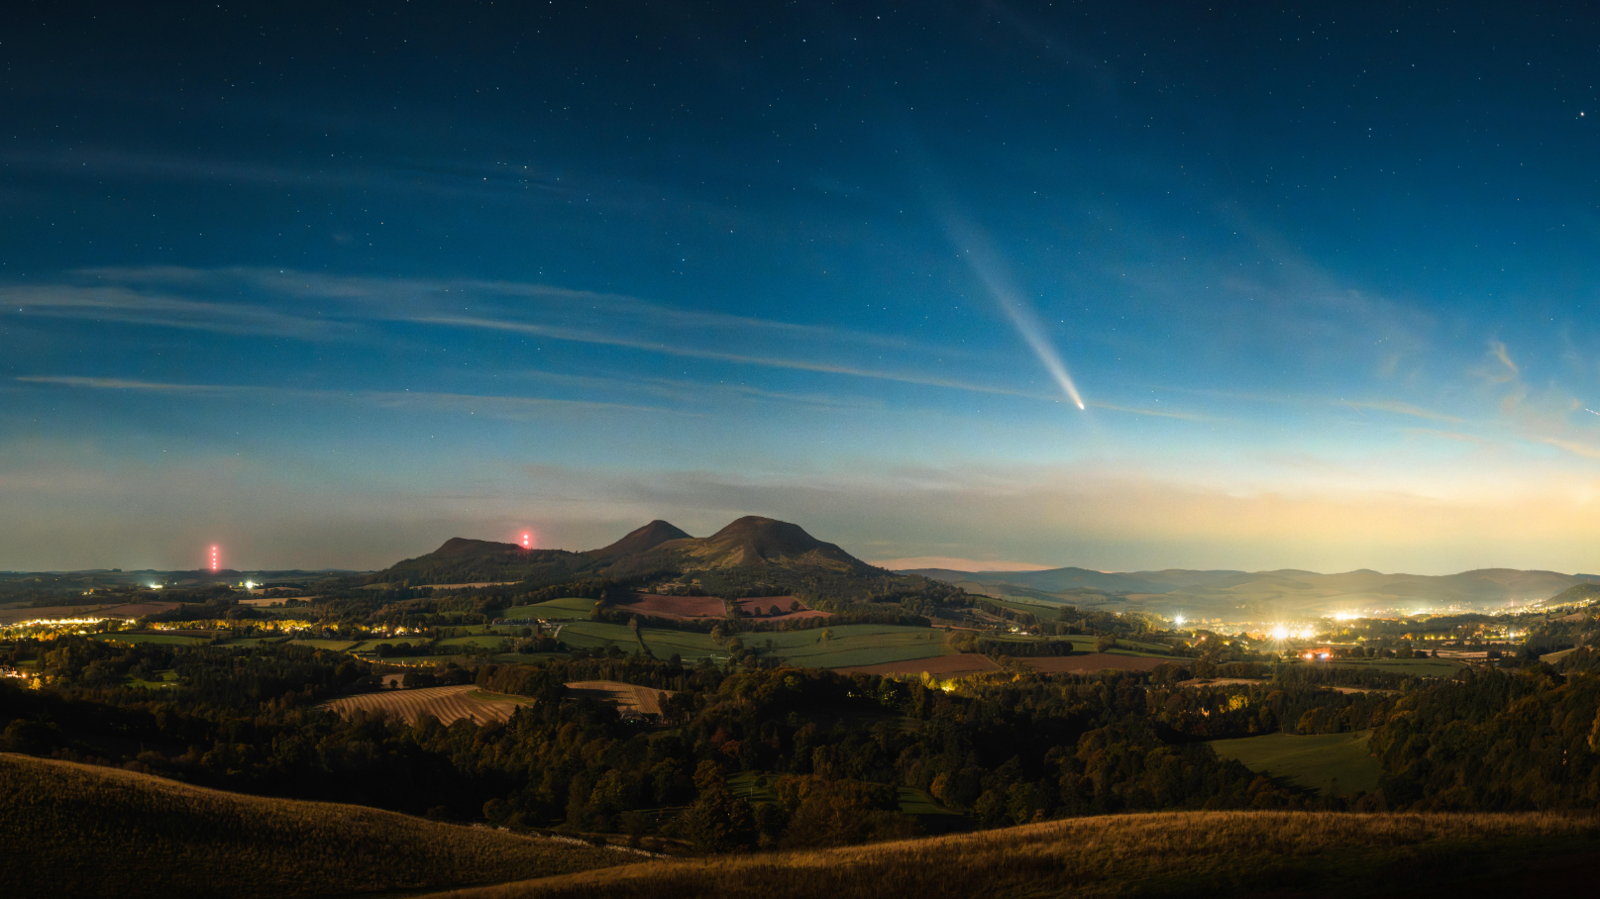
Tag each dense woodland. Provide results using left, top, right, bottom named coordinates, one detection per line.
left=6, top=627, right=1600, bottom=853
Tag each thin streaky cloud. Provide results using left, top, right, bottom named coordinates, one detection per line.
left=2, top=285, right=351, bottom=340
left=15, top=376, right=679, bottom=418
left=514, top=369, right=885, bottom=411
left=418, top=314, right=1056, bottom=401
left=82, top=266, right=937, bottom=354
left=1087, top=401, right=1211, bottom=422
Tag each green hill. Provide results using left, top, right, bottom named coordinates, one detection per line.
left=0, top=753, right=627, bottom=899
left=615, top=516, right=883, bottom=577
left=421, top=810, right=1600, bottom=899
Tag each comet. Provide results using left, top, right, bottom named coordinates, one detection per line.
left=944, top=214, right=1086, bottom=409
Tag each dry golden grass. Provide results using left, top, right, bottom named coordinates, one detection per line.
left=417, top=810, right=1600, bottom=899
left=317, top=683, right=530, bottom=725
left=0, top=753, right=628, bottom=899
left=564, top=680, right=673, bottom=716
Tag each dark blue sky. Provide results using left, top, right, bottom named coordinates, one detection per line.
left=5, top=1, right=1600, bottom=573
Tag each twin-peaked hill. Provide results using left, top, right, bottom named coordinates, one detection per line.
left=369, top=517, right=910, bottom=601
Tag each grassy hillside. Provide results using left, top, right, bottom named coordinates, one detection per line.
left=0, top=753, right=627, bottom=899
left=417, top=811, right=1600, bottom=899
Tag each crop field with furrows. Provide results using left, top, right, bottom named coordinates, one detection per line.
left=565, top=680, right=674, bottom=715
left=416, top=810, right=1600, bottom=899
left=0, top=753, right=629, bottom=899
left=502, top=597, right=601, bottom=620
left=318, top=685, right=533, bottom=725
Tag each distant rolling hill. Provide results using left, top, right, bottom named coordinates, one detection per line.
left=0, top=753, right=625, bottom=899
left=902, top=565, right=1600, bottom=619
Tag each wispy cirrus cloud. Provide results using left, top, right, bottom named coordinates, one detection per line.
left=8, top=266, right=1220, bottom=419
left=2, top=283, right=352, bottom=340
left=15, top=375, right=678, bottom=419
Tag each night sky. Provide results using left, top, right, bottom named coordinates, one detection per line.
left=5, top=1, right=1600, bottom=573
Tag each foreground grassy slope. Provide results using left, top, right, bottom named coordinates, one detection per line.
left=420, top=811, right=1600, bottom=899
left=0, top=753, right=626, bottom=899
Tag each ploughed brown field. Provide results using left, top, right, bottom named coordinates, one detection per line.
left=415, top=810, right=1600, bottom=899
left=565, top=680, right=674, bottom=716
left=619, top=594, right=728, bottom=619
left=837, top=653, right=1000, bottom=678
left=318, top=684, right=531, bottom=725
left=733, top=597, right=829, bottom=620
left=1022, top=653, right=1169, bottom=674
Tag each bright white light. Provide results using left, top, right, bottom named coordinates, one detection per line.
left=1270, top=625, right=1290, bottom=641
left=1174, top=614, right=1185, bottom=627
left=244, top=581, right=256, bottom=590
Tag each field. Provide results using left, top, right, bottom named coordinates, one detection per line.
left=318, top=684, right=534, bottom=725
left=0, top=753, right=627, bottom=899
left=733, top=597, right=829, bottom=621
left=759, top=624, right=950, bottom=668
left=1209, top=730, right=1380, bottom=795
left=92, top=632, right=209, bottom=645
left=1022, top=653, right=1170, bottom=674
left=837, top=653, right=1000, bottom=678
left=502, top=597, right=600, bottom=620
left=616, top=593, right=727, bottom=619
left=416, top=810, right=1600, bottom=899
left=565, top=680, right=674, bottom=715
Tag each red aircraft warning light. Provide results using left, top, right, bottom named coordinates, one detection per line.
left=521, top=532, right=532, bottom=550
left=210, top=545, right=220, bottom=572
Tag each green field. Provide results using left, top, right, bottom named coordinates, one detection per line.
left=637, top=626, right=721, bottom=660
left=557, top=621, right=948, bottom=668
left=762, top=625, right=950, bottom=668
left=1209, top=730, right=1379, bottom=795
left=501, top=597, right=598, bottom=620
left=556, top=620, right=644, bottom=652
left=92, top=633, right=208, bottom=646
left=125, top=668, right=178, bottom=688
left=435, top=634, right=510, bottom=651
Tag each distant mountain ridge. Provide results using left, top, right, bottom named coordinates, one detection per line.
left=902, top=564, right=1600, bottom=617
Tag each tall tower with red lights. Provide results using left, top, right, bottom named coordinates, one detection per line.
left=521, top=532, right=532, bottom=551
left=210, top=545, right=220, bottom=572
